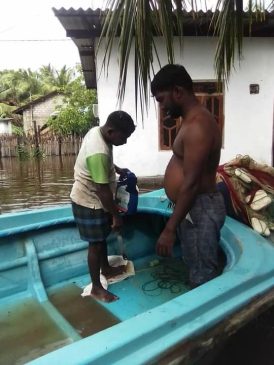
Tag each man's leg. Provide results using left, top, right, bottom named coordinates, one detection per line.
left=88, top=241, right=119, bottom=302
left=72, top=203, right=124, bottom=301
left=196, top=193, right=226, bottom=284
left=183, top=193, right=226, bottom=288
left=177, top=218, right=201, bottom=288
left=100, top=239, right=126, bottom=279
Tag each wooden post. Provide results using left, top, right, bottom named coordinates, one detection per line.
left=33, top=121, right=39, bottom=149
left=33, top=120, right=40, bottom=156
left=37, top=125, right=41, bottom=143
left=58, top=135, right=62, bottom=156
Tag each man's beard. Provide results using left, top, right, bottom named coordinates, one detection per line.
left=166, top=105, right=182, bottom=119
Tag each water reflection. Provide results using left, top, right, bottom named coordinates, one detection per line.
left=0, top=156, right=76, bottom=213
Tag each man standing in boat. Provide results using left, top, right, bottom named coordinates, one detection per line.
left=151, top=64, right=226, bottom=288
left=70, top=111, right=135, bottom=302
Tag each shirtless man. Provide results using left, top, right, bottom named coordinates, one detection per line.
left=151, top=64, right=226, bottom=288
left=70, top=111, right=135, bottom=302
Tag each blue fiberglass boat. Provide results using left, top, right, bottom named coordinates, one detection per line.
left=0, top=189, right=273, bottom=365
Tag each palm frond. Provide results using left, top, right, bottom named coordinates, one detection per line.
left=267, top=0, right=274, bottom=11
left=212, top=0, right=268, bottom=85
left=98, top=0, right=271, bottom=116
left=134, top=0, right=153, bottom=118
left=98, top=0, right=187, bottom=117
left=98, top=0, right=125, bottom=75
left=211, top=0, right=244, bottom=84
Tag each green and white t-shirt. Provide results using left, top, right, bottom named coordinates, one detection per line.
left=70, top=126, right=116, bottom=209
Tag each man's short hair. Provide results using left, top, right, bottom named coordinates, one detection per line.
left=106, top=111, right=135, bottom=135
left=151, top=64, right=193, bottom=95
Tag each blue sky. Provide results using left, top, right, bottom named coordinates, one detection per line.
left=0, top=0, right=103, bottom=70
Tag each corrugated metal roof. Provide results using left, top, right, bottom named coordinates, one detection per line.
left=53, top=7, right=274, bottom=89
left=53, top=7, right=274, bottom=37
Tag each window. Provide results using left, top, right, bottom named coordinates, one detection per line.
left=159, top=81, right=224, bottom=150
left=159, top=109, right=182, bottom=151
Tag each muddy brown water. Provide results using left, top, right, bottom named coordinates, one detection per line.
left=0, top=156, right=76, bottom=213
left=0, top=156, right=273, bottom=364
left=0, top=286, right=120, bottom=365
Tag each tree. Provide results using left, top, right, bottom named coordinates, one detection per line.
left=47, top=72, right=97, bottom=136
left=0, top=103, right=16, bottom=118
left=0, top=65, right=75, bottom=107
left=0, top=68, right=45, bottom=106
left=99, top=0, right=274, bottom=112
left=0, top=65, right=95, bottom=135
left=39, top=64, right=75, bottom=92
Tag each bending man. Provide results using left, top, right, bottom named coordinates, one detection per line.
left=71, top=111, right=135, bottom=302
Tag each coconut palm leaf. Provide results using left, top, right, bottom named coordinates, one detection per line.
left=98, top=0, right=190, bottom=114
left=212, top=0, right=269, bottom=84
left=211, top=0, right=244, bottom=83
left=99, top=0, right=274, bottom=114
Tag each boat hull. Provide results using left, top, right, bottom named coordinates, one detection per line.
left=0, top=189, right=273, bottom=365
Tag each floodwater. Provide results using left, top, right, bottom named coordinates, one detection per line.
left=0, top=155, right=273, bottom=364
left=0, top=156, right=76, bottom=214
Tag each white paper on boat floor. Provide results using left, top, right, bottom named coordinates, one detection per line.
left=81, top=255, right=135, bottom=297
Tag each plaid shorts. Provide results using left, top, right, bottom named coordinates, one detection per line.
left=71, top=202, right=112, bottom=243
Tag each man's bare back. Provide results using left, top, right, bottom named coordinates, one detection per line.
left=164, top=105, right=222, bottom=203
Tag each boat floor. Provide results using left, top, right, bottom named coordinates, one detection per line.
left=0, top=255, right=189, bottom=365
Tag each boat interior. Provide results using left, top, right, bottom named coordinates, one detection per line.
left=0, top=210, right=192, bottom=364
left=0, top=190, right=273, bottom=365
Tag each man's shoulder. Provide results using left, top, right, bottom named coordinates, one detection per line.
left=82, top=126, right=110, bottom=155
left=190, top=105, right=213, bottom=121
left=85, top=126, right=100, bottom=138
left=83, top=126, right=103, bottom=145
left=187, top=108, right=216, bottom=131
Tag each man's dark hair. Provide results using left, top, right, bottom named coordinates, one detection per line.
left=106, top=110, right=135, bottom=135
left=151, top=64, right=193, bottom=95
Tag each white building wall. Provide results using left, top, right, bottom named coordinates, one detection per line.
left=223, top=37, right=274, bottom=165
left=0, top=120, right=12, bottom=134
left=96, top=37, right=274, bottom=177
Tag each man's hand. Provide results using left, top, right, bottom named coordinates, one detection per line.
left=119, top=168, right=130, bottom=178
left=156, top=228, right=176, bottom=257
left=115, top=165, right=130, bottom=177
left=112, top=215, right=123, bottom=232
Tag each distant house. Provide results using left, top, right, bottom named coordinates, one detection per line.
left=13, top=91, right=64, bottom=135
left=54, top=8, right=274, bottom=175
left=0, top=118, right=13, bottom=135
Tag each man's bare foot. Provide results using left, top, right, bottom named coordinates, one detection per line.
left=102, top=265, right=126, bottom=279
left=90, top=286, right=119, bottom=303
